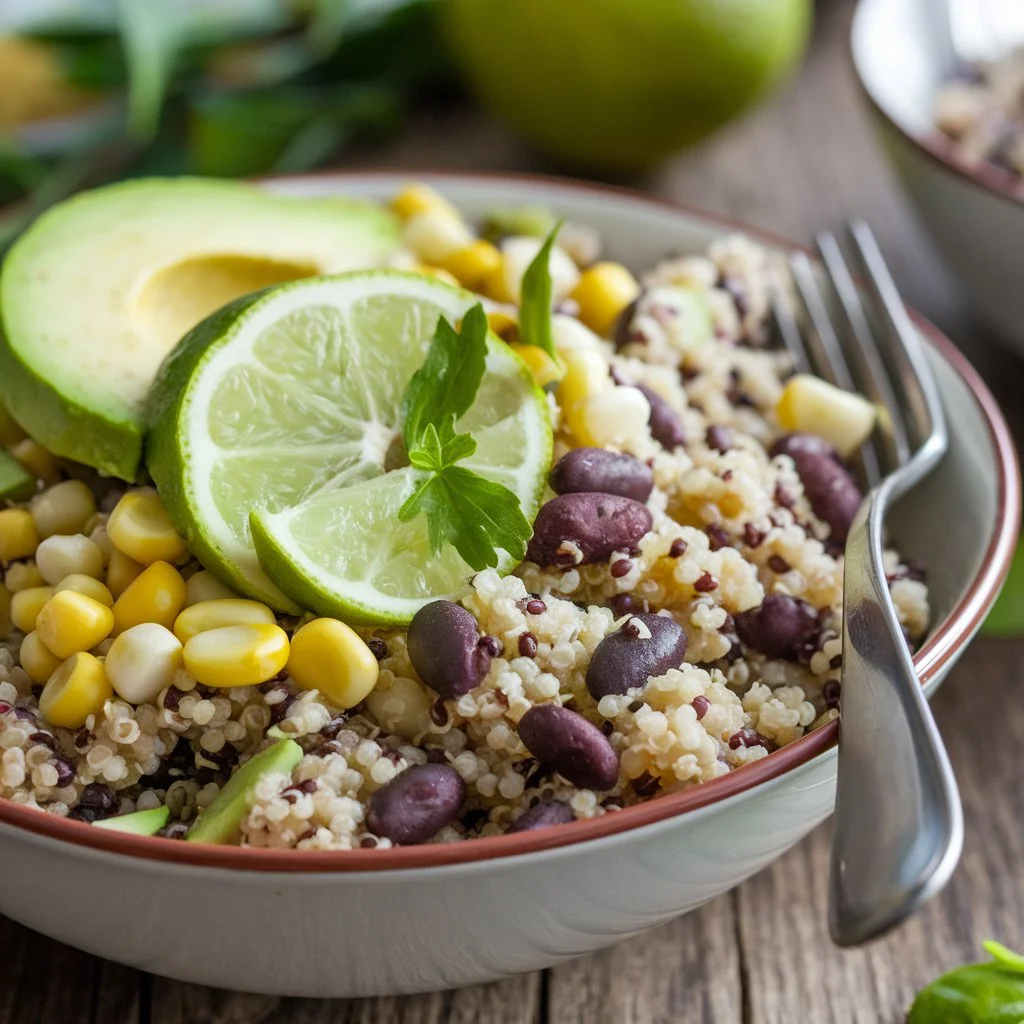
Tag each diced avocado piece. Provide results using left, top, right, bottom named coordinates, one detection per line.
left=0, top=177, right=400, bottom=481
left=0, top=449, right=33, bottom=500
left=187, top=738, right=303, bottom=845
left=92, top=805, right=170, bottom=836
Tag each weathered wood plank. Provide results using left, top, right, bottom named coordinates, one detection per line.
left=146, top=973, right=541, bottom=1024
left=546, top=897, right=743, bottom=1024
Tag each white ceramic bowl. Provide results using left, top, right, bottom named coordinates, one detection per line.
left=852, top=0, right=1024, bottom=349
left=0, top=173, right=1017, bottom=998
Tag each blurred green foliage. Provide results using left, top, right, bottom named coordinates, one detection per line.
left=0, top=0, right=458, bottom=250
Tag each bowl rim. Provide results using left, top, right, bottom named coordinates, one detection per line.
left=849, top=0, right=1024, bottom=211
left=0, top=169, right=1018, bottom=873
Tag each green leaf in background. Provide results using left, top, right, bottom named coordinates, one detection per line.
left=982, top=537, right=1024, bottom=636
left=116, top=0, right=188, bottom=140
left=307, top=0, right=351, bottom=56
left=909, top=942, right=1024, bottom=1023
left=518, top=221, right=564, bottom=360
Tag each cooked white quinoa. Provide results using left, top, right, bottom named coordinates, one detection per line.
left=0, top=199, right=929, bottom=850
left=935, top=47, right=1024, bottom=183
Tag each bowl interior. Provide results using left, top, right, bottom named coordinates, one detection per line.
left=269, top=172, right=1005, bottom=651
left=852, top=0, right=958, bottom=137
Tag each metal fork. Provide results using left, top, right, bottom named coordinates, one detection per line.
left=945, top=0, right=1024, bottom=64
left=772, top=223, right=963, bottom=947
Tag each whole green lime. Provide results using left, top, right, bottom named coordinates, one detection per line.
left=440, top=0, right=812, bottom=173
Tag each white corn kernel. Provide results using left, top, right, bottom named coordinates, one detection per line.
left=776, top=375, right=876, bottom=458
left=401, top=209, right=474, bottom=264
left=30, top=480, right=97, bottom=539
left=105, top=623, right=183, bottom=705
left=35, top=534, right=104, bottom=585
left=184, top=570, right=238, bottom=606
left=577, top=387, right=652, bottom=448
left=497, top=236, right=581, bottom=305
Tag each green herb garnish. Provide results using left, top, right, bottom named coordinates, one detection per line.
left=517, top=221, right=564, bottom=360
left=397, top=303, right=532, bottom=570
left=908, top=941, right=1024, bottom=1023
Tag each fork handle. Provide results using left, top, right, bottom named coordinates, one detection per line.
left=828, top=485, right=963, bottom=946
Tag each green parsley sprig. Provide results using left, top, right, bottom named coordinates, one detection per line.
left=517, top=221, right=564, bottom=360
left=397, top=303, right=532, bottom=571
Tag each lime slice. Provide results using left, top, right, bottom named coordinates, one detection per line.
left=146, top=271, right=552, bottom=621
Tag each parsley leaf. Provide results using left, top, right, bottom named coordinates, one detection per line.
left=518, top=221, right=564, bottom=359
left=407, top=420, right=477, bottom=473
left=401, top=302, right=488, bottom=451
left=398, top=466, right=531, bottom=571
left=396, top=303, right=533, bottom=572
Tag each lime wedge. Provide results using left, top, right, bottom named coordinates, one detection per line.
left=146, top=271, right=551, bottom=621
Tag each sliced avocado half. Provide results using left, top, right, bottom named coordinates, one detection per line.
left=0, top=177, right=400, bottom=480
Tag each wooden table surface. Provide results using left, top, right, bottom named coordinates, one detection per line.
left=4, top=3, right=1023, bottom=1022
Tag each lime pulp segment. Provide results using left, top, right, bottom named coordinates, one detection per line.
left=146, top=271, right=552, bottom=620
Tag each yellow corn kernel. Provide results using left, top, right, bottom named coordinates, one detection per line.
left=0, top=584, right=10, bottom=636
left=390, top=182, right=460, bottom=222
left=183, top=623, right=290, bottom=688
left=9, top=439, right=58, bottom=487
left=39, top=652, right=112, bottom=729
left=776, top=374, right=876, bottom=458
left=36, top=590, right=114, bottom=660
left=5, top=561, right=44, bottom=592
left=486, top=310, right=518, bottom=341
left=287, top=618, right=379, bottom=710
left=438, top=240, right=502, bottom=290
left=10, top=585, right=54, bottom=633
left=106, top=488, right=188, bottom=565
left=106, top=548, right=144, bottom=599
left=555, top=347, right=611, bottom=443
left=55, top=574, right=114, bottom=607
left=35, top=533, right=104, bottom=585
left=173, top=598, right=276, bottom=644
left=20, top=631, right=62, bottom=685
left=112, top=560, right=187, bottom=634
left=410, top=263, right=460, bottom=287
left=571, top=262, right=641, bottom=338
left=0, top=508, right=40, bottom=561
left=184, top=569, right=237, bottom=606
left=105, top=623, right=183, bottom=705
left=481, top=261, right=515, bottom=304
left=510, top=343, right=565, bottom=390
left=402, top=209, right=474, bottom=264
left=29, top=479, right=97, bottom=539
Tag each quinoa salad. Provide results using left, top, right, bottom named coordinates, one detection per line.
left=0, top=180, right=929, bottom=851
left=934, top=47, right=1024, bottom=187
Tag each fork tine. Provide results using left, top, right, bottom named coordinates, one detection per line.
left=769, top=285, right=811, bottom=375
left=815, top=232, right=912, bottom=473
left=847, top=221, right=948, bottom=457
left=788, top=251, right=882, bottom=486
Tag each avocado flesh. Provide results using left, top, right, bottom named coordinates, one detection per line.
left=187, top=738, right=303, bottom=845
left=92, top=805, right=170, bottom=836
left=0, top=177, right=400, bottom=480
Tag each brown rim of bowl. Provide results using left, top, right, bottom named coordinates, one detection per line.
left=0, top=170, right=1018, bottom=872
left=847, top=12, right=1024, bottom=211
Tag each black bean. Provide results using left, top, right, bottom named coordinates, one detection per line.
left=517, top=704, right=619, bottom=791
left=586, top=612, right=688, bottom=699
left=771, top=433, right=864, bottom=545
left=734, top=593, right=820, bottom=661
left=526, top=493, right=652, bottom=567
left=635, top=383, right=685, bottom=449
left=518, top=632, right=538, bottom=658
left=407, top=600, right=492, bottom=700
left=610, top=593, right=648, bottom=618
left=612, top=296, right=641, bottom=349
left=367, top=637, right=388, bottom=661
left=506, top=799, right=575, bottom=833
left=366, top=764, right=466, bottom=845
left=549, top=448, right=653, bottom=502
left=53, top=756, right=75, bottom=787
left=706, top=425, right=733, bottom=453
